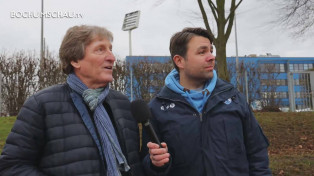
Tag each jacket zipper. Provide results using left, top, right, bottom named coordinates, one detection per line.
left=203, top=86, right=234, bottom=115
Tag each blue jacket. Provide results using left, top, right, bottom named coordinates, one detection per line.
left=142, top=78, right=271, bottom=176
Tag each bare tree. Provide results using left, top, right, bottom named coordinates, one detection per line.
left=38, top=49, right=66, bottom=90
left=111, top=59, right=128, bottom=93
left=0, top=51, right=38, bottom=116
left=259, top=64, right=282, bottom=111
left=150, top=59, right=173, bottom=94
left=145, top=0, right=243, bottom=81
left=198, top=0, right=243, bottom=81
left=131, top=57, right=173, bottom=102
left=272, top=0, right=314, bottom=37
left=228, top=59, right=261, bottom=106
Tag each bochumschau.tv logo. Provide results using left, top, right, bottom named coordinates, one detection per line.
left=10, top=11, right=83, bottom=18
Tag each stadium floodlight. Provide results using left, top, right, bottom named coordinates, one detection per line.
left=122, top=11, right=140, bottom=101
left=122, top=10, right=140, bottom=31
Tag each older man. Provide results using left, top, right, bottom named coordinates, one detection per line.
left=0, top=25, right=144, bottom=176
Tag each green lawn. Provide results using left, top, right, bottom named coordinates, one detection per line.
left=1, top=112, right=313, bottom=175
left=255, top=112, right=314, bottom=176
left=0, top=116, right=16, bottom=153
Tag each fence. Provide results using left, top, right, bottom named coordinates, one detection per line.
left=287, top=71, right=314, bottom=112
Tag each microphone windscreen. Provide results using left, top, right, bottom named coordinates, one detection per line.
left=130, top=99, right=152, bottom=123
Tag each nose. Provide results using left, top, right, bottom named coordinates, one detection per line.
left=206, top=53, right=215, bottom=62
left=107, top=51, right=116, bottom=62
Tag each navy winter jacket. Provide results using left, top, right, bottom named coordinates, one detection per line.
left=0, top=83, right=144, bottom=176
left=142, top=78, right=271, bottom=176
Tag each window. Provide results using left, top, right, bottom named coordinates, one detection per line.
left=295, top=79, right=300, bottom=85
left=299, top=64, right=304, bottom=71
left=275, top=64, right=280, bottom=72
left=279, top=92, right=288, bottom=98
left=259, top=64, right=266, bottom=72
left=260, top=79, right=267, bottom=86
left=304, top=64, right=309, bottom=70
left=280, top=64, right=285, bottom=72
left=294, top=64, right=299, bottom=71
left=296, top=92, right=300, bottom=98
left=289, top=64, right=293, bottom=71
left=277, top=79, right=287, bottom=86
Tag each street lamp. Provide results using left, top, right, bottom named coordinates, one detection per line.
left=0, top=73, right=2, bottom=116
left=234, top=11, right=239, bottom=89
left=234, top=12, right=248, bottom=103
left=40, top=0, right=44, bottom=66
left=122, top=10, right=140, bottom=101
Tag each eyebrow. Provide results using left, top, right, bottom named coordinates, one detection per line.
left=197, top=46, right=209, bottom=50
left=96, top=43, right=112, bottom=49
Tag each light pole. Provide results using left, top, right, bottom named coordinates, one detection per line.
left=122, top=10, right=140, bottom=101
left=0, top=73, right=2, bottom=116
left=234, top=12, right=248, bottom=103
left=40, top=0, right=44, bottom=65
left=234, top=11, right=239, bottom=89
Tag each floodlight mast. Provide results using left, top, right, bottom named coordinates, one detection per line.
left=122, top=10, right=140, bottom=101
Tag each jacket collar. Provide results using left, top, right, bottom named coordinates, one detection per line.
left=157, top=78, right=237, bottom=112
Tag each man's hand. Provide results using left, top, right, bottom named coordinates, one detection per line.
left=147, top=142, right=170, bottom=167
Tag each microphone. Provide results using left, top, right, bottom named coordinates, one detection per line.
left=130, top=99, right=162, bottom=147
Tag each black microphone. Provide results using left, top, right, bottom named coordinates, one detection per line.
left=130, top=99, right=162, bottom=147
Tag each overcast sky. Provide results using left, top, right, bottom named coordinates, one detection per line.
left=1, top=0, right=313, bottom=60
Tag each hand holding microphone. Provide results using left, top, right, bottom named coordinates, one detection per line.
left=130, top=99, right=170, bottom=167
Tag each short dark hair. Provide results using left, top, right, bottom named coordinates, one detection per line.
left=169, top=27, right=214, bottom=72
left=59, top=25, right=113, bottom=74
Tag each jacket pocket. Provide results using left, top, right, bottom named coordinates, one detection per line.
left=224, top=117, right=245, bottom=159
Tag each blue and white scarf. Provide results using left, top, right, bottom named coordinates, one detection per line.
left=67, top=73, right=130, bottom=176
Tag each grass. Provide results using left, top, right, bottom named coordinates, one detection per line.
left=1, top=112, right=313, bottom=175
left=0, top=116, right=16, bottom=153
left=255, top=112, right=314, bottom=176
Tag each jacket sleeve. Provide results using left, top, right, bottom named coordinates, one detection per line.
left=140, top=101, right=171, bottom=176
left=242, top=99, right=272, bottom=176
left=0, top=95, right=47, bottom=176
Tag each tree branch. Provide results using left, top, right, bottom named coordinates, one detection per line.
left=225, top=0, right=243, bottom=41
left=207, top=0, right=218, bottom=22
left=197, top=0, right=215, bottom=40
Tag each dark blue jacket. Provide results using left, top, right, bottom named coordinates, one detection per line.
left=0, top=83, right=144, bottom=176
left=142, top=78, right=271, bottom=176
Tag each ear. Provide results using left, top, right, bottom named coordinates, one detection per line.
left=173, top=55, right=185, bottom=70
left=70, top=61, right=81, bottom=69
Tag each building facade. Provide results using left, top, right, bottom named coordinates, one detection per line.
left=126, top=56, right=314, bottom=112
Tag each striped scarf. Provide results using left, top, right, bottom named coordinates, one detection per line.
left=67, top=73, right=130, bottom=176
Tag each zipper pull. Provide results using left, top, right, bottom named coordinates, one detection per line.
left=199, top=113, right=203, bottom=122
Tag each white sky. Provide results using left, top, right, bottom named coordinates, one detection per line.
left=1, top=0, right=313, bottom=60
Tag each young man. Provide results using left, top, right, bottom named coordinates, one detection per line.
left=0, top=25, right=144, bottom=176
left=142, top=27, right=271, bottom=176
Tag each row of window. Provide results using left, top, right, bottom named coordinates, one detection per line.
left=260, top=79, right=287, bottom=86
left=260, top=91, right=312, bottom=99
left=260, top=79, right=310, bottom=86
left=259, top=63, right=314, bottom=73
left=260, top=92, right=288, bottom=99
left=293, top=79, right=311, bottom=86
left=259, top=64, right=285, bottom=73
left=289, top=64, right=313, bottom=72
